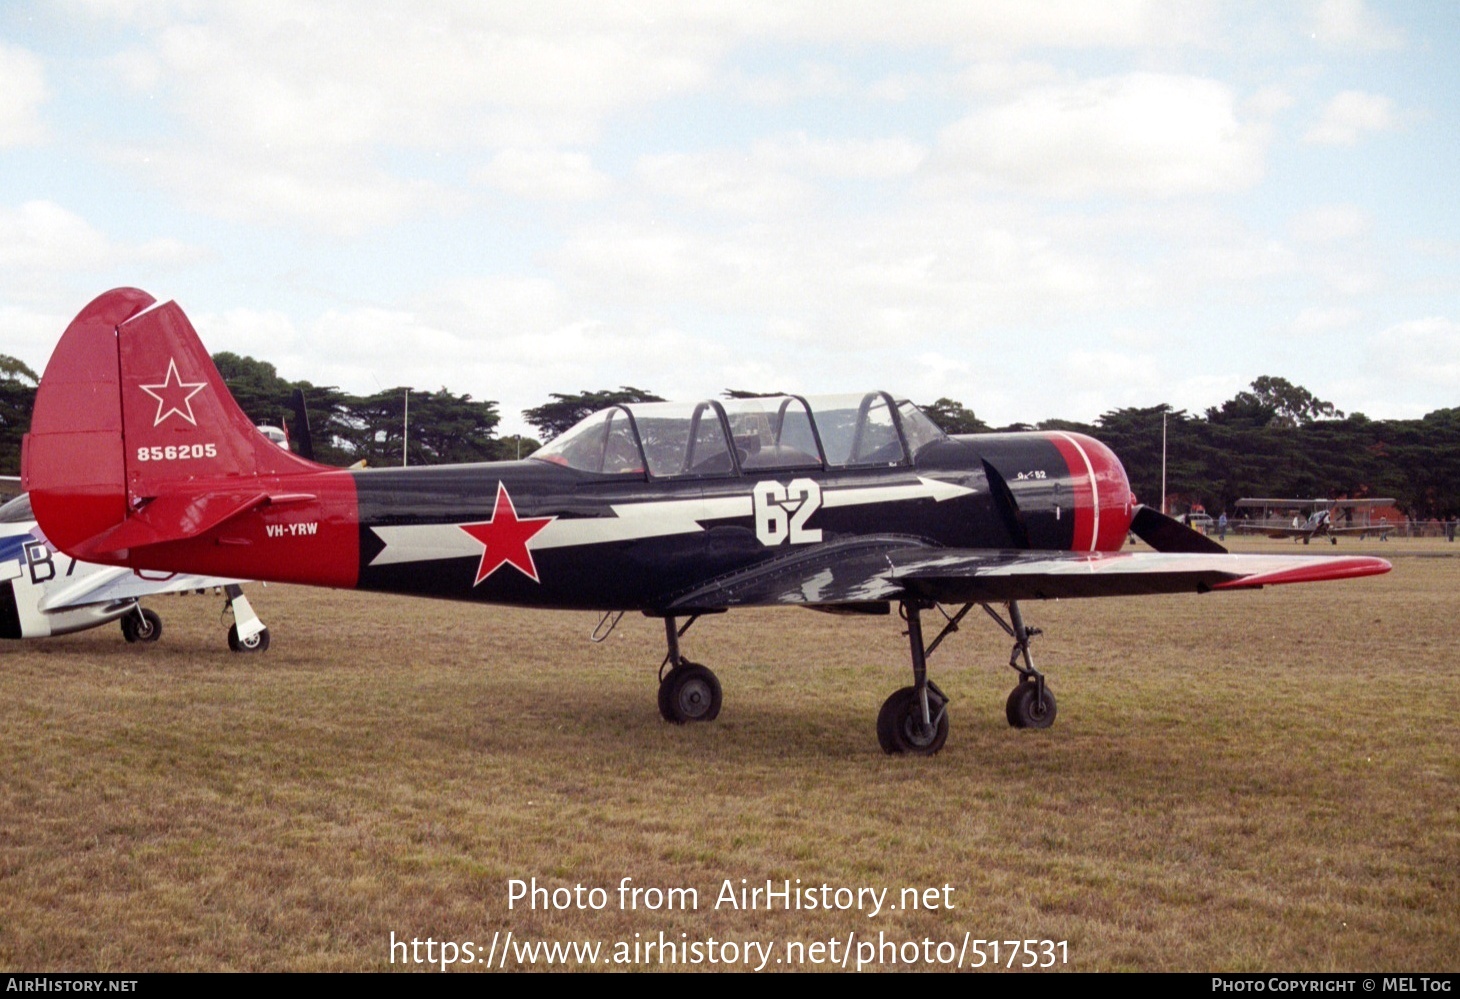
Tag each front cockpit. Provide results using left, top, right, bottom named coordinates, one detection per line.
left=530, top=392, right=950, bottom=479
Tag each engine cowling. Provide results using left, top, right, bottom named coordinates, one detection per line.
left=958, top=431, right=1135, bottom=553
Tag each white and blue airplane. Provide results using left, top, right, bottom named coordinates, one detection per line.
left=0, top=489, right=269, bottom=650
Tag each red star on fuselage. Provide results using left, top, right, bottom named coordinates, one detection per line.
left=459, top=483, right=555, bottom=585
left=139, top=358, right=207, bottom=426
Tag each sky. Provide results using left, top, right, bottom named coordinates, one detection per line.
left=1, top=1, right=1457, bottom=437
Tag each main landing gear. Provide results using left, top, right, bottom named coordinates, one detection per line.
left=877, top=599, right=1056, bottom=756
left=120, top=605, right=163, bottom=643
left=117, top=587, right=270, bottom=652
left=655, top=614, right=722, bottom=723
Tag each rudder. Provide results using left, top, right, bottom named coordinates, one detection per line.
left=25, top=289, right=322, bottom=559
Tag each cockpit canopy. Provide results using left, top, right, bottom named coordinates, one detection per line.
left=530, top=392, right=948, bottom=478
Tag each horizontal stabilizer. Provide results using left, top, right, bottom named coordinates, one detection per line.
left=75, top=490, right=270, bottom=558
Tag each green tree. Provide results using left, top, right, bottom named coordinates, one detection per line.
left=921, top=398, right=991, bottom=435
left=213, top=352, right=357, bottom=466
left=523, top=387, right=664, bottom=440
left=1207, top=376, right=1343, bottom=429
left=344, top=387, right=502, bottom=467
left=0, top=355, right=39, bottom=476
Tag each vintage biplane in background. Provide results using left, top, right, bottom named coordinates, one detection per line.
left=1232, top=497, right=1396, bottom=544
left=21, top=290, right=1390, bottom=754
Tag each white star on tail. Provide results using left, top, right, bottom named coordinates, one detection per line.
left=139, top=358, right=207, bottom=426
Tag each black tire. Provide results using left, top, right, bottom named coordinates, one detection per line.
left=121, top=608, right=163, bottom=643
left=876, top=686, right=948, bottom=756
left=228, top=624, right=270, bottom=653
left=657, top=662, right=721, bottom=723
left=1005, top=681, right=1057, bottom=729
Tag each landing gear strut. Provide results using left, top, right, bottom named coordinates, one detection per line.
left=876, top=598, right=1058, bottom=754
left=983, top=601, right=1056, bottom=729
left=120, top=605, right=162, bottom=643
left=224, top=584, right=270, bottom=653
left=656, top=615, right=721, bottom=723
left=877, top=600, right=955, bottom=755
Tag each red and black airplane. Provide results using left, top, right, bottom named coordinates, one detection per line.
left=22, top=289, right=1391, bottom=755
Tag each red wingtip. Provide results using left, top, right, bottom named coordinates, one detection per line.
left=1212, top=556, right=1392, bottom=589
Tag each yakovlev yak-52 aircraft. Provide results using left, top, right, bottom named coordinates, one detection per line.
left=22, top=290, right=1391, bottom=754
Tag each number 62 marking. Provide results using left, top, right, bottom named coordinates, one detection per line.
left=753, top=478, right=823, bottom=546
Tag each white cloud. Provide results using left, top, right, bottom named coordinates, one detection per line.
left=726, top=62, right=850, bottom=104
left=478, top=149, right=611, bottom=202
left=636, top=153, right=814, bottom=217
left=1372, top=317, right=1460, bottom=389
left=0, top=43, right=48, bottom=146
left=1291, top=205, right=1371, bottom=243
left=1303, top=90, right=1396, bottom=145
left=1246, top=86, right=1295, bottom=118
left=751, top=134, right=927, bottom=180
left=934, top=73, right=1266, bottom=198
left=1309, top=0, right=1405, bottom=50
left=0, top=305, right=69, bottom=376
left=109, top=145, right=448, bottom=236
left=636, top=135, right=925, bottom=216
left=0, top=201, right=196, bottom=302
left=1291, top=306, right=1361, bottom=333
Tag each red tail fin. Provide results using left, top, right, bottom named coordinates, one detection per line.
left=115, top=297, right=318, bottom=493
left=24, top=289, right=337, bottom=565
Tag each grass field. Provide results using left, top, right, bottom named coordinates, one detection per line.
left=1, top=540, right=1456, bottom=972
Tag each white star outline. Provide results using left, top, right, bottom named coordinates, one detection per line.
left=139, top=358, right=208, bottom=427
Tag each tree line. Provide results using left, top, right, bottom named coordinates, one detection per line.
left=1, top=355, right=1454, bottom=519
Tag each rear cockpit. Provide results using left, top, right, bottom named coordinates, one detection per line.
left=530, top=393, right=950, bottom=478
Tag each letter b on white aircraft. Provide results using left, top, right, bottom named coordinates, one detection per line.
left=753, top=479, right=823, bottom=546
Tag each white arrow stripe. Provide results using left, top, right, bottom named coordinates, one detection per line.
left=367, top=476, right=976, bottom=568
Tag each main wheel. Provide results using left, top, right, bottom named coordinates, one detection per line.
left=657, top=662, right=722, bottom=723
left=228, top=624, right=270, bottom=653
left=1005, top=681, right=1057, bottom=729
left=121, top=608, right=163, bottom=643
left=876, top=686, right=949, bottom=756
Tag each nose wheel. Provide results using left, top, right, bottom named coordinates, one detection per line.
left=1005, top=679, right=1056, bottom=729
left=986, top=601, right=1057, bottom=730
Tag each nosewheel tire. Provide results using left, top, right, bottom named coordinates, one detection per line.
left=1006, top=681, right=1057, bottom=729
left=877, top=686, right=949, bottom=756
left=658, top=662, right=722, bottom=723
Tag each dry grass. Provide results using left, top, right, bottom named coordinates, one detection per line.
left=1, top=540, right=1456, bottom=971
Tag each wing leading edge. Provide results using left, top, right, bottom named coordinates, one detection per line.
left=664, top=544, right=1391, bottom=611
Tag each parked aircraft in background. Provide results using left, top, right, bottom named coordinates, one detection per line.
left=21, top=290, right=1390, bottom=754
left=1, top=491, right=270, bottom=649
left=1232, top=497, right=1396, bottom=544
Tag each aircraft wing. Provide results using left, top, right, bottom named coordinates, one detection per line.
left=1232, top=523, right=1309, bottom=539
left=36, top=565, right=249, bottom=612
left=664, top=543, right=1390, bottom=611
